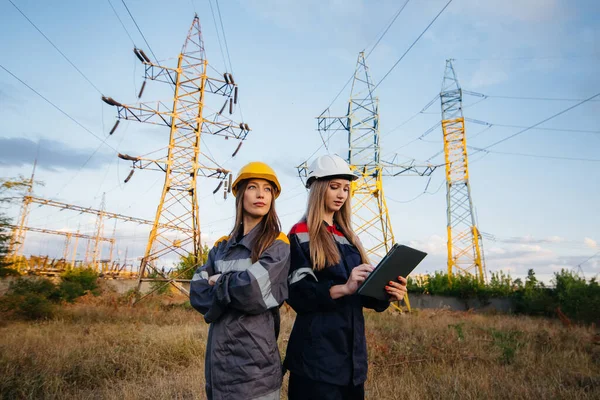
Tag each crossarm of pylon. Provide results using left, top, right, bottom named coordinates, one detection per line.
left=317, top=116, right=350, bottom=131
left=123, top=156, right=230, bottom=181
left=203, top=119, right=249, bottom=140
left=204, top=77, right=235, bottom=97
left=142, top=63, right=235, bottom=98
left=380, top=160, right=438, bottom=177
left=143, top=63, right=178, bottom=85
left=116, top=101, right=173, bottom=126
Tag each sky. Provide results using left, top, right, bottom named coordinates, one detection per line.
left=0, top=0, right=598, bottom=283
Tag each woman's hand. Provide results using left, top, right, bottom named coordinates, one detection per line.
left=343, top=264, right=374, bottom=295
left=386, top=276, right=407, bottom=302
left=208, top=274, right=222, bottom=286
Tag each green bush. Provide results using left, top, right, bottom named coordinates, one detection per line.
left=172, top=246, right=209, bottom=280
left=7, top=277, right=62, bottom=301
left=0, top=266, right=20, bottom=277
left=59, top=280, right=87, bottom=302
left=0, top=271, right=100, bottom=319
left=408, top=271, right=487, bottom=300
left=61, top=268, right=99, bottom=292
left=11, top=293, right=55, bottom=320
left=487, top=270, right=515, bottom=297
left=0, top=277, right=61, bottom=319
left=553, top=270, right=599, bottom=325
left=149, top=270, right=172, bottom=295
left=513, top=269, right=556, bottom=317
left=57, top=268, right=100, bottom=302
left=407, top=268, right=598, bottom=325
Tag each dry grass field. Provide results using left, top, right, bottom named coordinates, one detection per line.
left=1, top=289, right=599, bottom=400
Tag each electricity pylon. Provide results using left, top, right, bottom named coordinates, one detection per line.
left=91, top=193, right=106, bottom=270
left=440, top=59, right=485, bottom=280
left=299, top=52, right=436, bottom=261
left=8, top=160, right=36, bottom=269
left=103, top=15, right=249, bottom=299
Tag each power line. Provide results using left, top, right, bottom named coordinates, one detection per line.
left=120, top=0, right=159, bottom=63
left=577, top=251, right=600, bottom=268
left=365, top=0, right=411, bottom=59
left=485, top=94, right=599, bottom=102
left=213, top=0, right=245, bottom=122
left=0, top=63, right=118, bottom=205
left=382, top=120, right=441, bottom=160
left=207, top=0, right=228, bottom=72
left=479, top=92, right=600, bottom=150
left=467, top=145, right=600, bottom=162
left=106, top=0, right=136, bottom=46
left=463, top=89, right=600, bottom=102
left=465, top=118, right=600, bottom=135
left=8, top=0, right=103, bottom=95
left=386, top=174, right=445, bottom=204
left=215, top=0, right=233, bottom=73
left=322, top=0, right=412, bottom=113
left=373, top=0, right=454, bottom=91
left=0, top=63, right=117, bottom=153
left=458, top=54, right=600, bottom=61
left=380, top=93, right=439, bottom=139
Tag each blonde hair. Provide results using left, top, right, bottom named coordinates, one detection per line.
left=306, top=179, right=369, bottom=270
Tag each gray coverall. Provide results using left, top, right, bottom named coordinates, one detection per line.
left=190, top=226, right=290, bottom=400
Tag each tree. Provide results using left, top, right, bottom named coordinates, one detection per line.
left=0, top=215, right=19, bottom=277
left=0, top=176, right=39, bottom=277
left=172, top=244, right=210, bottom=280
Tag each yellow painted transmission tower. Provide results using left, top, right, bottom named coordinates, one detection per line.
left=103, top=15, right=249, bottom=298
left=440, top=59, right=485, bottom=280
left=300, top=52, right=436, bottom=261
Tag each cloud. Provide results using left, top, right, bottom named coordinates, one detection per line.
left=408, top=235, right=446, bottom=256
left=0, top=137, right=113, bottom=171
left=495, top=235, right=567, bottom=245
left=458, top=0, right=563, bottom=23
left=584, top=237, right=598, bottom=249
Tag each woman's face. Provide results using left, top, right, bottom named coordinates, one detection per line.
left=243, top=179, right=273, bottom=219
left=324, top=178, right=350, bottom=214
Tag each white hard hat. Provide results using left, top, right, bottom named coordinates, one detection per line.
left=306, top=154, right=358, bottom=188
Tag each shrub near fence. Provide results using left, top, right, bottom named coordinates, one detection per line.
left=0, top=268, right=100, bottom=320
left=407, top=269, right=600, bottom=325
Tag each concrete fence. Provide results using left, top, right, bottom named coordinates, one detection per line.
left=407, top=293, right=514, bottom=313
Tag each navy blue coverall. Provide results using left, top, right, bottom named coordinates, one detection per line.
left=283, top=220, right=389, bottom=399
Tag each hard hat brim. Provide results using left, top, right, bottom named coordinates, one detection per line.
left=232, top=174, right=281, bottom=198
left=306, top=173, right=358, bottom=188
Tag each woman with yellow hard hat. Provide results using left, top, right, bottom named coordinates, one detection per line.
left=190, top=161, right=290, bottom=400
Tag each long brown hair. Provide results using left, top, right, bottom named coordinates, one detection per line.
left=306, top=179, right=369, bottom=270
left=229, top=179, right=281, bottom=263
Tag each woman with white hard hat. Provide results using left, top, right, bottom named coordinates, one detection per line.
left=284, top=154, right=407, bottom=400
left=190, top=161, right=290, bottom=400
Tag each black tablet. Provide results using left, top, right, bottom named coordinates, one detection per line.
left=357, top=244, right=427, bottom=301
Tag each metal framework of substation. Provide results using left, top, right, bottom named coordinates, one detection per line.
left=103, top=15, right=249, bottom=301
left=7, top=165, right=190, bottom=276
left=440, top=59, right=485, bottom=280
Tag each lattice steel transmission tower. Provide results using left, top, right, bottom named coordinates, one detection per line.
left=103, top=15, right=249, bottom=298
left=299, top=52, right=436, bottom=261
left=440, top=59, right=485, bottom=280
left=91, top=193, right=106, bottom=270
left=8, top=160, right=36, bottom=269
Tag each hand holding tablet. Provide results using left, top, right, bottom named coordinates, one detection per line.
left=357, top=244, right=428, bottom=301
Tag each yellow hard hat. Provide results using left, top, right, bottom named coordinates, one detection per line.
left=232, top=162, right=281, bottom=198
